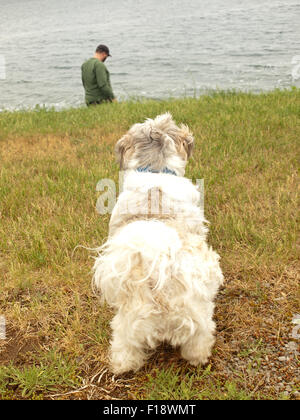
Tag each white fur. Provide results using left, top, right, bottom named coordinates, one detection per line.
left=92, top=113, right=224, bottom=374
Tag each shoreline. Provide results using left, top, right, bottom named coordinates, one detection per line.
left=0, top=86, right=299, bottom=114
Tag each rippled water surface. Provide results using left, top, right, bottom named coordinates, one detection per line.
left=0, top=0, right=299, bottom=109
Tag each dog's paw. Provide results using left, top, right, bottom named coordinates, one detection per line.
left=111, top=362, right=133, bottom=376
left=187, top=355, right=210, bottom=366
left=181, top=335, right=214, bottom=367
left=110, top=347, right=146, bottom=375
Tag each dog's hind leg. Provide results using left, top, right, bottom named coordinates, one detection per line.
left=180, top=319, right=216, bottom=366
left=109, top=311, right=155, bottom=375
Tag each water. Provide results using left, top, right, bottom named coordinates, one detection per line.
left=0, top=0, right=299, bottom=110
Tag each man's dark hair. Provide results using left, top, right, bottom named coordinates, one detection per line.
left=95, top=44, right=111, bottom=56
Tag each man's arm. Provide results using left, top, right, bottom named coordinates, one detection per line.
left=95, top=62, right=115, bottom=100
left=81, top=65, right=85, bottom=88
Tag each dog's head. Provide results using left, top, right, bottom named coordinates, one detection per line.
left=115, top=113, right=194, bottom=176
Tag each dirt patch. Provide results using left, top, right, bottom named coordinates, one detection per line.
left=0, top=327, right=42, bottom=365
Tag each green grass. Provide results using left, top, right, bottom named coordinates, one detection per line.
left=139, top=365, right=278, bottom=400
left=0, top=352, right=81, bottom=399
left=0, top=88, right=299, bottom=399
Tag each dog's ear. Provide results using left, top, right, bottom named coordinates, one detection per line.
left=184, top=136, right=194, bottom=159
left=180, top=124, right=194, bottom=159
left=115, top=134, right=131, bottom=169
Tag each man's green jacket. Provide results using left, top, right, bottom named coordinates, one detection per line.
left=81, top=58, right=115, bottom=104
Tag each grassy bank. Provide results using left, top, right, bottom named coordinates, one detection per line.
left=0, top=89, right=299, bottom=400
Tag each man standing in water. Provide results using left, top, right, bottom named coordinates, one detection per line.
left=81, top=44, right=116, bottom=106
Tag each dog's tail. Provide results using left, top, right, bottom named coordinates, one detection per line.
left=92, top=220, right=182, bottom=307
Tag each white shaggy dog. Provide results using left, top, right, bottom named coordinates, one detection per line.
left=93, top=113, right=223, bottom=374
